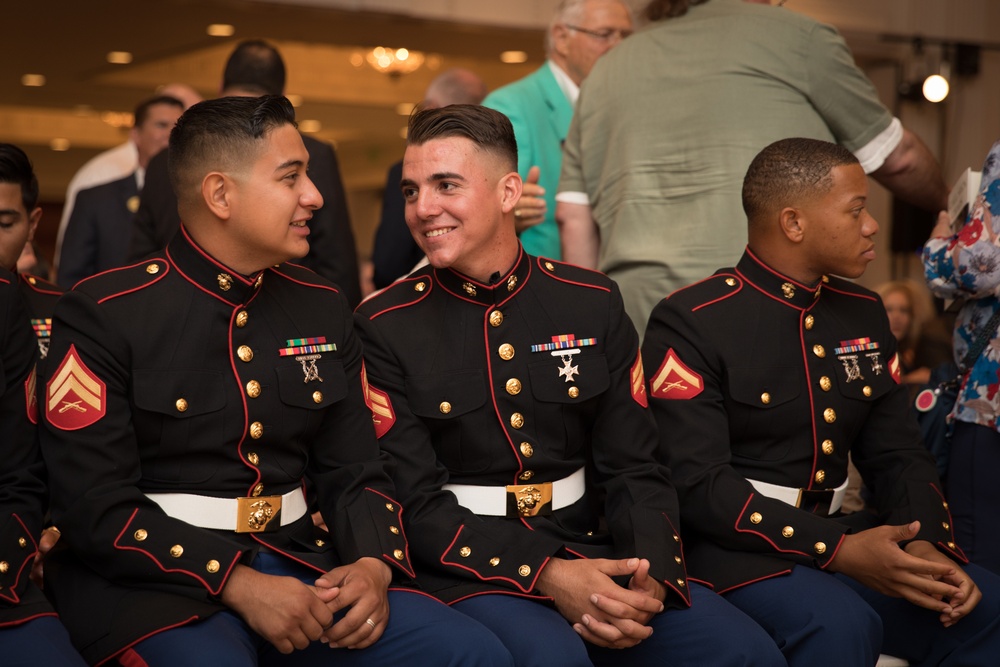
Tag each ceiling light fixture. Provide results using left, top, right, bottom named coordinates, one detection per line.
left=21, top=74, right=46, bottom=87
left=298, top=119, right=322, bottom=133
left=207, top=24, right=235, bottom=37
left=107, top=51, right=133, bottom=65
left=500, top=51, right=529, bottom=64
left=50, top=138, right=71, bottom=151
left=366, top=47, right=425, bottom=77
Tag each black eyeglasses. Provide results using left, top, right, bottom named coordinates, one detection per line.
left=565, top=24, right=633, bottom=42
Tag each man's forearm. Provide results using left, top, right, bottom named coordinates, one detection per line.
left=557, top=202, right=600, bottom=268
left=871, top=128, right=948, bottom=212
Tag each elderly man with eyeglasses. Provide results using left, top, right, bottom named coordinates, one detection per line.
left=482, top=0, right=633, bottom=262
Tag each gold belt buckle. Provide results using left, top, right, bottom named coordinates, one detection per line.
left=505, top=482, right=553, bottom=518
left=236, top=495, right=282, bottom=533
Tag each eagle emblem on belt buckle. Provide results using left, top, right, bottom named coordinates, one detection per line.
left=506, top=483, right=553, bottom=517
left=237, top=496, right=282, bottom=533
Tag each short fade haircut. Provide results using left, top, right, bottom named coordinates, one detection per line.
left=407, top=104, right=517, bottom=173
left=134, top=94, right=184, bottom=128
left=0, top=143, right=39, bottom=212
left=222, top=39, right=286, bottom=96
left=742, top=138, right=859, bottom=226
left=168, top=95, right=297, bottom=207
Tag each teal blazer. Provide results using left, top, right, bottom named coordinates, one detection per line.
left=484, top=63, right=573, bottom=259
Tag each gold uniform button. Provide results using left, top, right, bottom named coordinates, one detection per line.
left=175, top=398, right=188, bottom=412
left=489, top=557, right=500, bottom=567
left=439, top=401, right=452, bottom=414
left=498, top=343, right=515, bottom=360
left=750, top=512, right=762, bottom=524
left=459, top=546, right=472, bottom=558
left=814, top=542, right=827, bottom=555
left=782, top=526, right=794, bottom=538
left=545, top=262, right=555, bottom=271
left=943, top=522, right=950, bottom=530
left=237, top=345, right=254, bottom=362
left=134, top=529, right=148, bottom=541
left=252, top=483, right=264, bottom=497
left=822, top=439, right=834, bottom=455
left=247, top=452, right=259, bottom=466
left=250, top=422, right=263, bottom=439
left=312, top=391, right=323, bottom=404
left=510, top=413, right=524, bottom=429
left=862, top=386, right=872, bottom=397
left=315, top=539, right=325, bottom=547
left=506, top=378, right=522, bottom=395
left=236, top=310, right=249, bottom=328
left=390, top=526, right=400, bottom=535
left=146, top=263, right=160, bottom=275
left=0, top=562, right=8, bottom=573
left=725, top=278, right=736, bottom=287
left=18, top=537, right=27, bottom=548
left=815, top=470, right=826, bottom=484
left=823, top=408, right=836, bottom=423
left=804, top=315, right=815, bottom=330
left=518, top=565, right=531, bottom=577
left=677, top=578, right=686, bottom=588
left=675, top=555, right=682, bottom=564
left=813, top=345, right=826, bottom=358
left=519, top=470, right=534, bottom=481
left=520, top=442, right=534, bottom=457
left=206, top=560, right=220, bottom=573
left=170, top=545, right=184, bottom=558
left=393, top=549, right=404, bottom=561
left=819, top=376, right=832, bottom=391
left=760, top=392, right=771, bottom=405
left=568, top=386, right=580, bottom=398
left=673, top=534, right=680, bottom=542
left=414, top=282, right=426, bottom=292
left=943, top=501, right=949, bottom=510
left=489, top=310, right=504, bottom=327
left=948, top=541, right=956, bottom=549
left=246, top=380, right=261, bottom=398
left=385, top=503, right=395, bottom=512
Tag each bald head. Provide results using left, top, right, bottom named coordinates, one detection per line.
left=423, top=69, right=489, bottom=109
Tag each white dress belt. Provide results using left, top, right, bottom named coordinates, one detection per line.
left=145, top=488, right=308, bottom=532
left=748, top=478, right=849, bottom=516
left=443, top=467, right=586, bottom=517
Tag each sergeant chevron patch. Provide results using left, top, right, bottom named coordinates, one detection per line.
left=650, top=348, right=704, bottom=400
left=46, top=344, right=106, bottom=430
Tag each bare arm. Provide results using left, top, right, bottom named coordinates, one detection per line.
left=871, top=128, right=948, bottom=212
left=557, top=201, right=600, bottom=268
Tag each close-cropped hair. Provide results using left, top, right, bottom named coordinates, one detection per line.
left=742, top=137, right=859, bottom=225
left=222, top=39, right=286, bottom=96
left=168, top=95, right=297, bottom=203
left=644, top=0, right=709, bottom=21
left=0, top=143, right=39, bottom=211
left=407, top=104, right=518, bottom=173
left=134, top=95, right=184, bottom=128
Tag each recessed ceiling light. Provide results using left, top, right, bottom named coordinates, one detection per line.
left=350, top=52, right=364, bottom=68
left=396, top=102, right=416, bottom=116
left=107, top=51, right=133, bottom=65
left=21, top=74, right=46, bottom=87
left=50, top=138, right=71, bottom=151
left=500, top=51, right=528, bottom=64
left=207, top=24, right=235, bottom=37
left=285, top=94, right=303, bottom=107
left=299, top=119, right=322, bottom=133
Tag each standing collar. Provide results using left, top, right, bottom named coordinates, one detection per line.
left=736, top=248, right=828, bottom=310
left=167, top=225, right=265, bottom=307
left=434, top=246, right=531, bottom=307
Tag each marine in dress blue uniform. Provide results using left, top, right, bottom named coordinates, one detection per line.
left=356, top=104, right=783, bottom=667
left=37, top=96, right=510, bottom=667
left=643, top=138, right=1000, bottom=666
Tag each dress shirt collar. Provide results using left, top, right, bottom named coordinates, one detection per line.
left=548, top=60, right=580, bottom=106
left=735, top=247, right=828, bottom=310
left=434, top=245, right=532, bottom=307
left=167, top=225, right=265, bottom=307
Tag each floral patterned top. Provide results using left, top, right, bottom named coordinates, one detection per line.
left=923, top=139, right=1000, bottom=428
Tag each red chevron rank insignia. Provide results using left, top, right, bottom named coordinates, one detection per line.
left=46, top=345, right=106, bottom=430
left=361, top=362, right=395, bottom=438
left=889, top=353, right=901, bottom=384
left=630, top=353, right=648, bottom=407
left=25, top=366, right=37, bottom=424
left=650, top=348, right=704, bottom=400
